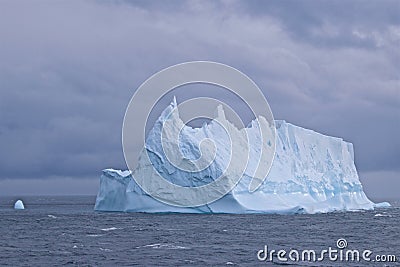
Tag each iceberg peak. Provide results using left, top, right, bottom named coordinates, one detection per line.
left=215, top=104, right=226, bottom=120
left=171, top=95, right=177, bottom=108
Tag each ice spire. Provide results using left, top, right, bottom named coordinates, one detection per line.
left=215, top=104, right=226, bottom=120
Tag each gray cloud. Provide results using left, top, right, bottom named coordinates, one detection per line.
left=0, top=0, right=398, bottom=197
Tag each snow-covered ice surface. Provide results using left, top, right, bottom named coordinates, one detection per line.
left=95, top=100, right=389, bottom=214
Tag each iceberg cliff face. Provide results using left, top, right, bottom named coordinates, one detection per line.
left=95, top=101, right=386, bottom=214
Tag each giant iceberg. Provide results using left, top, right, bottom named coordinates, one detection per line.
left=95, top=99, right=388, bottom=214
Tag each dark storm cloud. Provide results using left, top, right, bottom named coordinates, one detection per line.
left=239, top=0, right=400, bottom=48
left=0, top=0, right=398, bottom=196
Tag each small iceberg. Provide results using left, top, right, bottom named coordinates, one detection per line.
left=374, top=202, right=391, bottom=208
left=14, top=200, right=25, bottom=210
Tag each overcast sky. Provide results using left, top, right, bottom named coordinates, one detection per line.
left=0, top=0, right=399, bottom=199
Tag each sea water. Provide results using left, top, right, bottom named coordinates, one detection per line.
left=0, top=196, right=398, bottom=266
